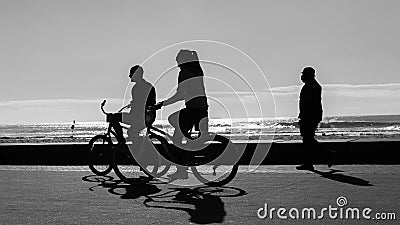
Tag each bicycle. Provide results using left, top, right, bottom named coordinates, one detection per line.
left=110, top=103, right=240, bottom=187
left=88, top=100, right=169, bottom=180
left=87, top=100, right=129, bottom=175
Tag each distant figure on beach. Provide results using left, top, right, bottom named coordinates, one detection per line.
left=155, top=49, right=209, bottom=180
left=71, top=120, right=75, bottom=138
left=111, top=65, right=156, bottom=143
left=296, top=67, right=323, bottom=170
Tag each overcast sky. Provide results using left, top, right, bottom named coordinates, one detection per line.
left=1, top=0, right=399, bottom=124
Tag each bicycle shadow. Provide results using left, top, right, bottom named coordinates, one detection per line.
left=311, top=169, right=373, bottom=186
left=81, top=175, right=122, bottom=191
left=143, top=186, right=247, bottom=224
left=82, top=174, right=163, bottom=198
left=108, top=183, right=162, bottom=200
left=82, top=175, right=247, bottom=224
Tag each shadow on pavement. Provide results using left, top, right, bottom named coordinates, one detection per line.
left=311, top=169, right=373, bottom=186
left=143, top=186, right=247, bottom=224
left=108, top=183, right=162, bottom=199
left=82, top=175, right=123, bottom=191
left=82, top=175, right=162, bottom=198
left=82, top=175, right=247, bottom=224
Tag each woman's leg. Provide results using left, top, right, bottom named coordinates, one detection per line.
left=198, top=109, right=209, bottom=138
left=168, top=109, right=191, bottom=179
left=169, top=109, right=193, bottom=144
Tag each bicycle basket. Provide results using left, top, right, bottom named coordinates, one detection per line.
left=106, top=113, right=122, bottom=123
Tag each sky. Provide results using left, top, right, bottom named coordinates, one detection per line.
left=0, top=0, right=399, bottom=124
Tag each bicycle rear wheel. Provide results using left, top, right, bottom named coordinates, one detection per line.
left=191, top=135, right=240, bottom=186
left=112, top=142, right=152, bottom=184
left=192, top=164, right=238, bottom=187
left=88, top=135, right=113, bottom=176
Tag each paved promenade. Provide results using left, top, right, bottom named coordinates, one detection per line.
left=0, top=165, right=399, bottom=224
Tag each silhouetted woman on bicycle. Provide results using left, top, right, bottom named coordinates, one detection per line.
left=156, top=49, right=209, bottom=179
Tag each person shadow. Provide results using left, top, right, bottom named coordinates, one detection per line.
left=143, top=186, right=247, bottom=224
left=311, top=169, right=373, bottom=186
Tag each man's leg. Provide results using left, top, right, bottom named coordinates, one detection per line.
left=110, top=121, right=125, bottom=144
left=302, top=134, right=315, bottom=166
left=297, top=122, right=315, bottom=170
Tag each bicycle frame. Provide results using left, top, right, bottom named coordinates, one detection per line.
left=106, top=100, right=239, bottom=186
left=144, top=125, right=230, bottom=167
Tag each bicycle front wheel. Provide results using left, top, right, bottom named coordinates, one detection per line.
left=88, top=135, right=113, bottom=176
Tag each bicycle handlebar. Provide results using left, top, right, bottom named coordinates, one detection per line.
left=101, top=100, right=128, bottom=115
left=101, top=100, right=107, bottom=115
left=118, top=104, right=130, bottom=113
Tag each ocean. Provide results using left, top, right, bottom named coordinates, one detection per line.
left=1, top=115, right=399, bottom=143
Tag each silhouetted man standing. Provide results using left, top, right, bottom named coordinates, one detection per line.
left=296, top=67, right=323, bottom=170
